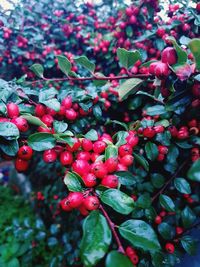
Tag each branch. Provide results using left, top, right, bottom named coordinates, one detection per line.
left=151, top=160, right=188, bottom=203
left=26, top=73, right=151, bottom=84
left=99, top=205, right=125, bottom=254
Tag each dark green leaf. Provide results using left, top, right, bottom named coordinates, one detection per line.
left=57, top=55, right=72, bottom=76
left=53, top=120, right=68, bottom=133
left=118, top=78, right=143, bottom=101
left=158, top=222, right=175, bottom=240
left=117, top=48, right=141, bottom=69
left=84, top=129, right=98, bottom=141
left=74, top=56, right=95, bottom=73
left=101, top=189, right=134, bottom=215
left=7, top=258, right=20, bottom=267
left=0, top=139, right=19, bottom=156
left=28, top=133, right=56, bottom=151
left=106, top=251, right=133, bottom=267
left=159, top=194, right=175, bottom=212
left=133, top=152, right=149, bottom=171
left=30, top=64, right=44, bottom=78
left=41, top=98, right=60, bottom=112
left=115, top=131, right=129, bottom=147
left=0, top=122, right=19, bottom=140
left=115, top=171, right=136, bottom=186
left=174, top=178, right=191, bottom=194
left=151, top=173, right=165, bottom=188
left=93, top=105, right=102, bottom=120
left=187, top=159, right=200, bottom=182
left=181, top=206, right=196, bottom=228
left=21, top=114, right=47, bottom=128
left=136, top=194, right=151, bottom=209
left=80, top=211, right=112, bottom=267
left=119, top=220, right=161, bottom=251
left=145, top=142, right=159, bottom=161
left=93, top=72, right=108, bottom=86
left=64, top=171, right=83, bottom=192
left=146, top=105, right=166, bottom=116
left=181, top=236, right=197, bottom=255
left=155, top=131, right=171, bottom=146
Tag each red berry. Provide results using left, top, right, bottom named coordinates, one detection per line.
left=65, top=108, right=77, bottom=120
left=119, top=144, right=133, bottom=157
left=176, top=226, right=183, bottom=235
left=126, top=246, right=136, bottom=257
left=105, top=157, right=118, bottom=173
left=35, top=104, right=46, bottom=117
left=126, top=134, right=139, bottom=147
left=60, top=151, right=73, bottom=165
left=116, top=163, right=128, bottom=171
left=17, top=145, right=33, bottom=160
left=150, top=61, right=169, bottom=79
left=83, top=196, right=100, bottom=211
left=62, top=96, right=72, bottom=109
left=161, top=47, right=177, bottom=65
left=82, top=138, right=93, bottom=151
left=76, top=151, right=91, bottom=161
left=157, top=153, right=165, bottom=161
left=130, top=254, right=139, bottom=265
left=91, top=161, right=107, bottom=179
left=43, top=149, right=57, bottom=163
left=155, top=215, right=162, bottom=224
left=37, top=126, right=52, bottom=133
left=177, top=130, right=189, bottom=139
left=78, top=204, right=89, bottom=216
left=72, top=159, right=90, bottom=176
left=93, top=141, right=106, bottom=154
left=120, top=154, right=134, bottom=166
left=154, top=125, right=165, bottom=133
left=68, top=192, right=83, bottom=208
left=90, top=153, right=100, bottom=162
left=11, top=117, right=29, bottom=132
left=7, top=103, right=19, bottom=118
left=41, top=114, right=54, bottom=127
left=15, top=158, right=29, bottom=172
left=60, top=198, right=72, bottom=212
left=158, top=145, right=168, bottom=154
left=66, top=138, right=81, bottom=152
left=168, top=126, right=178, bottom=137
left=101, top=175, right=119, bottom=188
left=143, top=127, right=156, bottom=138
left=82, top=173, right=97, bottom=187
left=165, top=243, right=175, bottom=254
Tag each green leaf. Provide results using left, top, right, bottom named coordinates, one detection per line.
left=136, top=193, right=151, bottom=209
left=187, top=159, right=200, bottom=182
left=93, top=105, right=102, bottom=120
left=159, top=194, right=175, bottom=212
left=115, top=131, right=129, bottom=147
left=84, top=129, right=98, bottom=141
left=74, top=56, right=95, bottom=73
left=57, top=55, right=72, bottom=76
left=155, top=131, right=171, bottom=146
left=101, top=189, right=134, bottom=215
left=133, top=152, right=149, bottom=171
left=146, top=105, right=166, bottom=116
left=21, top=114, right=47, bottom=128
left=0, top=122, right=19, bottom=140
left=166, top=37, right=187, bottom=65
left=119, top=219, right=161, bottom=251
left=106, top=251, right=133, bottom=267
left=151, top=173, right=165, bottom=188
left=117, top=48, right=141, bottom=69
left=105, top=145, right=118, bottom=160
left=53, top=120, right=68, bottom=133
left=174, top=178, right=191, bottom=194
left=80, top=211, right=112, bottom=267
left=188, top=38, right=200, bottom=71
left=28, top=133, right=56, bottom=151
left=118, top=78, right=143, bottom=101
left=0, top=139, right=19, bottom=156
left=41, top=98, right=61, bottom=112
left=115, top=171, right=136, bottom=186
left=158, top=222, right=175, bottom=240
left=93, top=72, right=108, bottom=86
left=181, top=206, right=196, bottom=228
left=54, top=134, right=75, bottom=147
left=181, top=236, right=197, bottom=255
left=64, top=171, right=83, bottom=192
left=7, top=258, right=20, bottom=267
left=145, top=142, right=159, bottom=161
left=30, top=64, right=44, bottom=78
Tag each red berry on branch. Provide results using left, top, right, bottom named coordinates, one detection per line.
left=143, top=127, right=156, bottom=138
left=155, top=215, right=162, bottom=224
left=11, top=117, right=29, bottom=132
left=165, top=243, right=175, bottom=254
left=91, top=161, right=107, bottom=179
left=83, top=196, right=100, bottom=211
left=161, top=47, right=177, bottom=65
left=68, top=192, right=83, bottom=208
left=72, top=159, right=90, bottom=176
left=60, top=151, right=73, bottom=165
left=105, top=157, right=118, bottom=173
left=82, top=173, right=97, bottom=187
left=93, top=140, right=106, bottom=154
left=43, top=149, right=57, bottom=163
left=15, top=158, right=29, bottom=172
left=7, top=103, right=19, bottom=118
left=17, top=145, right=33, bottom=160
left=101, top=174, right=119, bottom=188
left=82, top=138, right=93, bottom=151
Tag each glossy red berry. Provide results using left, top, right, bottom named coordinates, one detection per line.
left=7, top=103, right=19, bottom=118
left=11, top=117, right=29, bottom=132
left=82, top=173, right=97, bottom=187
left=83, top=196, right=100, bottom=211
left=17, top=145, right=33, bottom=160
left=126, top=134, right=139, bottom=147
left=158, top=145, right=168, bottom=154
left=60, top=198, right=72, bottom=212
left=82, top=138, right=93, bottom=151
left=143, top=127, right=156, bottom=138
left=161, top=47, right=177, bottom=65
left=65, top=108, right=77, bottom=120
left=68, top=192, right=83, bottom=208
left=165, top=243, right=175, bottom=254
left=157, top=153, right=165, bottom=161
left=41, top=114, right=54, bottom=127
left=126, top=246, right=136, bottom=257
left=155, top=215, right=162, bottom=224
left=119, top=144, right=133, bottom=157
left=150, top=61, right=169, bottom=79
left=176, top=226, right=184, bottom=235
left=130, top=254, right=139, bottom=265
left=72, top=159, right=90, bottom=176
left=93, top=141, right=106, bottom=154
left=76, top=151, right=91, bottom=161
left=120, top=154, right=134, bottom=166
left=91, top=161, right=107, bottom=179
left=62, top=96, right=72, bottom=109
left=101, top=175, right=119, bottom=188
left=35, top=104, right=46, bottom=117
left=60, top=151, right=73, bottom=165
left=43, top=149, right=57, bottom=163
left=154, top=125, right=165, bottom=133
left=78, top=204, right=89, bottom=216
left=105, top=157, right=118, bottom=173
left=15, top=158, right=29, bottom=172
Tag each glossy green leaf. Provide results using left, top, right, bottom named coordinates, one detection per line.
left=41, top=98, right=60, bottom=112
left=133, top=152, right=149, bottom=171
left=21, top=114, right=47, bottom=128
left=174, top=178, right=191, bottom=194
left=118, top=78, right=143, bottom=101
left=145, top=142, right=159, bottom=161
left=101, top=189, right=134, bottom=214
left=115, top=131, right=129, bottom=147
left=105, top=145, right=118, bottom=160
left=158, top=222, right=175, bottom=240
left=115, top=171, right=136, bottom=186
left=136, top=193, right=151, bottom=209
left=181, top=206, right=196, bottom=228
left=181, top=236, right=197, bottom=255
left=57, top=55, right=72, bottom=76
left=151, top=173, right=165, bottom=188
left=106, top=251, right=133, bottom=267
left=0, top=122, right=19, bottom=140
left=117, top=48, right=141, bottom=69
left=188, top=38, right=200, bottom=70
left=53, top=120, right=68, bottom=133
left=159, top=194, right=175, bottom=212
left=167, top=37, right=187, bottom=65
left=74, top=56, right=95, bottom=73
left=0, top=139, right=19, bottom=156
left=80, top=211, right=112, bottom=267
left=146, top=105, right=166, bottom=116
left=187, top=159, right=200, bottom=182
left=84, top=129, right=98, bottom=141
left=119, top=219, right=161, bottom=251
left=30, top=63, right=44, bottom=78
left=28, top=133, right=56, bottom=151
left=63, top=171, right=83, bottom=192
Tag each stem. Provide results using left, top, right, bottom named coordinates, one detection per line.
left=99, top=205, right=125, bottom=254
left=26, top=73, right=150, bottom=84
left=151, top=160, right=188, bottom=203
